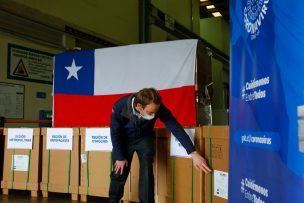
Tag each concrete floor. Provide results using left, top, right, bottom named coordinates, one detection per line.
left=0, top=190, right=109, bottom=202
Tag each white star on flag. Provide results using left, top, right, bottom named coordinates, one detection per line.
left=65, top=59, right=82, bottom=80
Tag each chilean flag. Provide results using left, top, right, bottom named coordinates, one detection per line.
left=53, top=40, right=197, bottom=127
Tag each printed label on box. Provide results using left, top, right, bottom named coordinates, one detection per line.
left=46, top=128, right=73, bottom=150
left=214, top=170, right=229, bottom=199
left=170, top=128, right=195, bottom=157
left=85, top=128, right=112, bottom=151
left=81, top=153, right=87, bottom=163
left=11, top=155, right=29, bottom=171
left=7, top=128, right=33, bottom=149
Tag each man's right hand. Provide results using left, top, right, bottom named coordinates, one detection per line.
left=114, top=160, right=128, bottom=175
left=190, top=151, right=212, bottom=173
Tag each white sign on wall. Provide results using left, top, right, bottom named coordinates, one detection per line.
left=11, top=155, right=29, bottom=171
left=85, top=128, right=112, bottom=151
left=7, top=128, right=33, bottom=149
left=0, top=83, right=24, bottom=119
left=170, top=128, right=195, bottom=157
left=8, top=43, right=53, bottom=84
left=214, top=170, right=229, bottom=199
left=46, top=128, right=73, bottom=150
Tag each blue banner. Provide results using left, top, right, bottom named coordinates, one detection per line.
left=230, top=0, right=304, bottom=202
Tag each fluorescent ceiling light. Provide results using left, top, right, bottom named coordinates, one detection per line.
left=212, top=12, right=222, bottom=17
left=206, top=5, right=215, bottom=9
left=200, top=0, right=208, bottom=2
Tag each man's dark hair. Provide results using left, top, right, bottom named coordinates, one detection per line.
left=134, top=88, right=162, bottom=108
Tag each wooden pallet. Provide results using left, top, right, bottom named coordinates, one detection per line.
left=78, top=185, right=109, bottom=202
left=79, top=194, right=131, bottom=202
left=41, top=190, right=78, bottom=201
left=1, top=188, right=38, bottom=198
left=1, top=180, right=39, bottom=198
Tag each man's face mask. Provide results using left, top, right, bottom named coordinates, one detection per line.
left=138, top=103, right=160, bottom=120
left=141, top=113, right=155, bottom=120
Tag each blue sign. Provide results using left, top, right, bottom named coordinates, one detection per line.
left=230, top=0, right=304, bottom=202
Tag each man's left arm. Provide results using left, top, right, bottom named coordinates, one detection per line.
left=158, top=104, right=211, bottom=173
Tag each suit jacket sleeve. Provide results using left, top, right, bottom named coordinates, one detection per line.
left=110, top=106, right=125, bottom=160
left=158, top=103, right=195, bottom=154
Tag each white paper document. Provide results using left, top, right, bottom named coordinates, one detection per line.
left=11, top=155, right=29, bottom=171
left=80, top=153, right=87, bottom=163
left=214, top=170, right=229, bottom=199
left=170, top=128, right=195, bottom=157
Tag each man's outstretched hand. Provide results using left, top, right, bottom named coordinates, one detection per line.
left=190, top=151, right=212, bottom=173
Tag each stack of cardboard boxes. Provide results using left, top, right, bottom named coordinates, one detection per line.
left=129, top=126, right=229, bottom=203
left=0, top=126, right=229, bottom=202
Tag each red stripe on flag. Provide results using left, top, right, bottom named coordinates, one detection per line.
left=53, top=93, right=126, bottom=127
left=156, top=86, right=196, bottom=127
left=53, top=86, right=196, bottom=127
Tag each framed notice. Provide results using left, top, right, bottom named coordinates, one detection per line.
left=0, top=82, right=24, bottom=119
left=7, top=43, right=54, bottom=84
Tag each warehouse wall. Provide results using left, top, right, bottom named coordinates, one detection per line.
left=200, top=17, right=230, bottom=55
left=200, top=17, right=230, bottom=124
left=2, top=0, right=201, bottom=44
left=152, top=0, right=201, bottom=35
left=1, top=0, right=139, bottom=45
left=0, top=0, right=202, bottom=127
left=0, top=31, right=59, bottom=127
left=150, top=0, right=201, bottom=42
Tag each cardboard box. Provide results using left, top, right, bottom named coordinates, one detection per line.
left=203, top=125, right=229, bottom=203
left=129, top=152, right=140, bottom=202
left=129, top=151, right=159, bottom=203
left=154, top=128, right=170, bottom=203
left=128, top=130, right=168, bottom=203
left=40, top=128, right=79, bottom=201
left=1, top=128, right=40, bottom=197
left=78, top=128, right=129, bottom=202
left=155, top=128, right=204, bottom=203
left=109, top=127, right=206, bottom=203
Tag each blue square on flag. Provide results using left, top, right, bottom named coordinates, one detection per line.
left=54, top=49, right=94, bottom=95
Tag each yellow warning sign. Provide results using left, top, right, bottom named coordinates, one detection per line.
left=13, top=59, right=28, bottom=77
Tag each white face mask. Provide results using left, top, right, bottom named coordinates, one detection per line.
left=141, top=114, right=155, bottom=120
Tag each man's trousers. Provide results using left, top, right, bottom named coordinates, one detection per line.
left=109, top=135, right=155, bottom=203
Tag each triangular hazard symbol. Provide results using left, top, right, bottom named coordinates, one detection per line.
left=13, top=59, right=28, bottom=77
